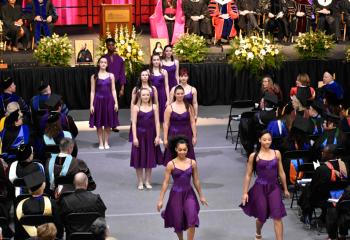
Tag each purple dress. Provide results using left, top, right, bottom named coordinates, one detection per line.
left=130, top=107, right=163, bottom=168
left=184, top=88, right=193, bottom=105
left=89, top=76, right=119, bottom=128
left=163, top=63, right=177, bottom=90
left=163, top=107, right=195, bottom=166
left=162, top=160, right=200, bottom=232
left=150, top=74, right=167, bottom=123
left=240, top=155, right=287, bottom=223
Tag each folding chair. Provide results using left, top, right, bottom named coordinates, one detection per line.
left=226, top=100, right=254, bottom=143
left=65, top=212, right=100, bottom=239
left=235, top=111, right=256, bottom=150
left=283, top=150, right=311, bottom=208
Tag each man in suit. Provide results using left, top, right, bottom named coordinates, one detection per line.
left=59, top=172, right=106, bottom=235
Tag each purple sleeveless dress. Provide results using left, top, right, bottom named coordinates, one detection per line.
left=128, top=90, right=155, bottom=142
left=163, top=108, right=195, bottom=166
left=240, top=155, right=287, bottom=223
left=89, top=76, right=119, bottom=128
left=150, top=74, right=167, bottom=123
left=130, top=107, right=163, bottom=168
left=184, top=88, right=193, bottom=105
left=162, top=161, right=200, bottom=232
left=163, top=63, right=177, bottom=90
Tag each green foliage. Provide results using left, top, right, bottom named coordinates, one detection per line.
left=173, top=33, right=208, bottom=63
left=34, top=33, right=73, bottom=66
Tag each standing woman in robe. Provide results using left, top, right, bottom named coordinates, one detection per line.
left=163, top=85, right=197, bottom=166
left=89, top=57, right=119, bottom=150
left=169, top=68, right=198, bottom=120
left=130, top=88, right=162, bottom=190
left=162, top=45, right=179, bottom=91
left=149, top=53, right=169, bottom=123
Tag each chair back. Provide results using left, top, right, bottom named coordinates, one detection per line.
left=65, top=212, right=100, bottom=237
left=231, top=100, right=254, bottom=109
left=20, top=215, right=53, bottom=226
left=70, top=232, right=96, bottom=240
left=240, top=111, right=256, bottom=119
left=13, top=178, right=25, bottom=187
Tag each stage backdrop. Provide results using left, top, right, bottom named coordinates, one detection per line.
left=0, top=60, right=349, bottom=109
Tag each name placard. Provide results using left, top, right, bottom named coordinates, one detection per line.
left=105, top=9, right=130, bottom=22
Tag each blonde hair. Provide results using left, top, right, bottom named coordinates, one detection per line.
left=5, top=102, right=20, bottom=116
left=37, top=223, right=57, bottom=240
left=291, top=95, right=306, bottom=111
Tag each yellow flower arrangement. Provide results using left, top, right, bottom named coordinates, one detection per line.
left=173, top=33, right=208, bottom=63
left=34, top=33, right=73, bottom=66
left=228, top=33, right=283, bottom=76
left=96, top=25, right=144, bottom=77
left=295, top=30, right=334, bottom=59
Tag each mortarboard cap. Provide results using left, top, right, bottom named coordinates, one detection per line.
left=47, top=112, right=60, bottom=124
left=310, top=100, right=324, bottom=115
left=324, top=112, right=341, bottom=125
left=17, top=144, right=33, bottom=162
left=1, top=77, right=14, bottom=90
left=292, top=115, right=312, bottom=134
left=38, top=82, right=49, bottom=92
left=24, top=171, right=45, bottom=192
left=281, top=101, right=294, bottom=116
left=263, top=92, right=278, bottom=106
left=45, top=94, right=62, bottom=110
left=5, top=109, right=21, bottom=125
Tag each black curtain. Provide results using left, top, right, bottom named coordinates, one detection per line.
left=0, top=60, right=349, bottom=110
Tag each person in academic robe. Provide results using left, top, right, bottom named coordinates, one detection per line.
left=340, top=0, right=350, bottom=29
left=288, top=0, right=314, bottom=35
left=318, top=70, right=344, bottom=102
left=44, top=138, right=95, bottom=199
left=183, top=0, right=212, bottom=38
left=255, top=92, right=279, bottom=129
left=31, top=0, right=58, bottom=44
left=0, top=109, right=32, bottom=164
left=59, top=172, right=106, bottom=237
left=264, top=0, right=290, bottom=42
left=208, top=0, right=239, bottom=42
left=0, top=77, right=30, bottom=119
left=313, top=0, right=341, bottom=41
left=163, top=0, right=177, bottom=43
left=1, top=0, right=30, bottom=51
left=237, top=0, right=262, bottom=34
left=15, top=170, right=63, bottom=240
left=308, top=100, right=325, bottom=136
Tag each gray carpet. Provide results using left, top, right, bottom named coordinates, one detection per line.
left=74, top=106, right=327, bottom=240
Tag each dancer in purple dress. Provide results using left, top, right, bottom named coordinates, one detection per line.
left=169, top=68, right=198, bottom=120
left=162, top=45, right=179, bottom=90
left=130, top=88, right=162, bottom=190
left=149, top=54, right=169, bottom=123
left=89, top=57, right=119, bottom=150
left=163, top=85, right=197, bottom=166
left=240, top=130, right=290, bottom=240
left=157, top=136, right=208, bottom=240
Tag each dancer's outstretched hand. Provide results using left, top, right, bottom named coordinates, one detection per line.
left=157, top=201, right=163, bottom=212
left=200, top=196, right=208, bottom=206
left=241, top=193, right=249, bottom=206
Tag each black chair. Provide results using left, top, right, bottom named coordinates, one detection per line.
left=226, top=100, right=254, bottom=143
left=283, top=150, right=311, bottom=208
left=20, top=215, right=53, bottom=226
left=235, top=111, right=256, bottom=150
left=65, top=212, right=100, bottom=239
left=70, top=232, right=95, bottom=240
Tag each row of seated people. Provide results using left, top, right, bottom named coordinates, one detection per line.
left=155, top=0, right=350, bottom=44
left=0, top=0, right=57, bottom=51
left=238, top=70, right=350, bottom=239
left=0, top=139, right=108, bottom=240
left=0, top=76, right=78, bottom=165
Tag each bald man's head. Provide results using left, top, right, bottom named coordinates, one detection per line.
left=74, top=172, right=88, bottom=190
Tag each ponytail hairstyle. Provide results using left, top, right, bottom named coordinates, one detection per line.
left=94, top=57, right=108, bottom=81
left=173, top=85, right=190, bottom=112
left=163, top=45, right=174, bottom=61
left=169, top=135, right=189, bottom=159
left=252, top=130, right=272, bottom=174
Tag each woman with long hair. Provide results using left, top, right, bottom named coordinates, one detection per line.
left=130, top=88, right=162, bottom=190
left=259, top=76, right=283, bottom=108
left=149, top=53, right=169, bottom=123
left=130, top=70, right=159, bottom=108
left=163, top=85, right=196, bottom=166
left=89, top=57, right=119, bottom=150
left=157, top=135, right=208, bottom=240
left=162, top=45, right=179, bottom=90
left=240, top=130, right=290, bottom=240
left=169, top=68, right=198, bottom=120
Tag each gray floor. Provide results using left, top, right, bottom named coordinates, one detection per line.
left=74, top=106, right=327, bottom=240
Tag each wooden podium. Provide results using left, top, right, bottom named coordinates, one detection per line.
left=100, top=4, right=132, bottom=36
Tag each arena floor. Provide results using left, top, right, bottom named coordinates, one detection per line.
left=73, top=106, right=328, bottom=240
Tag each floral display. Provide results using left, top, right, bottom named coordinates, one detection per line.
left=228, top=33, right=283, bottom=76
left=294, top=30, right=334, bottom=60
left=34, top=33, right=73, bottom=66
left=173, top=33, right=208, bottom=63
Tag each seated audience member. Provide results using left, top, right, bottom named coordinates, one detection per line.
left=208, top=0, right=239, bottom=43
left=237, top=0, right=261, bottom=34
left=182, top=0, right=212, bottom=40
left=318, top=70, right=344, bottom=101
left=0, top=77, right=30, bottom=119
left=291, top=89, right=309, bottom=118
left=308, top=100, right=325, bottom=136
left=45, top=138, right=95, bottom=199
left=326, top=185, right=350, bottom=240
left=298, top=145, right=350, bottom=228
left=255, top=92, right=278, bottom=128
left=0, top=157, right=14, bottom=239
left=8, top=144, right=44, bottom=196
left=31, top=0, right=58, bottom=44
left=340, top=0, right=350, bottom=29
left=1, top=0, right=30, bottom=51
left=289, top=73, right=315, bottom=100
left=0, top=109, right=31, bottom=164
left=258, top=75, right=283, bottom=107
left=340, top=102, right=350, bottom=132
left=59, top=172, right=106, bottom=236
left=323, top=88, right=342, bottom=116
left=15, top=170, right=63, bottom=239
left=39, top=94, right=77, bottom=137
left=0, top=101, right=20, bottom=131
left=90, top=217, right=118, bottom=240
